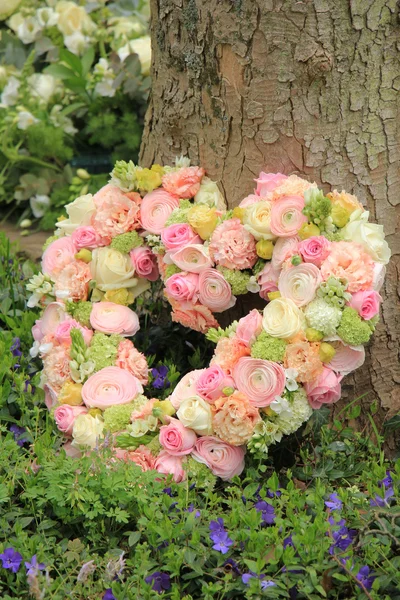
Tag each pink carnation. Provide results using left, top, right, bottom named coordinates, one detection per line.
left=270, top=195, right=307, bottom=237
left=54, top=318, right=93, bottom=346
left=42, top=236, right=77, bottom=276
left=192, top=436, right=245, bottom=480
left=91, top=184, right=141, bottom=242
left=211, top=337, right=251, bottom=374
left=159, top=417, right=197, bottom=456
left=304, top=367, right=342, bottom=409
left=54, top=404, right=88, bottom=436
left=116, top=340, right=149, bottom=385
left=90, top=302, right=140, bottom=336
left=161, top=223, right=201, bottom=250
left=195, top=365, right=235, bottom=403
left=233, top=356, right=286, bottom=408
left=235, top=309, right=263, bottom=346
left=140, top=188, right=180, bottom=234
left=162, top=166, right=205, bottom=198
left=43, top=345, right=71, bottom=392
left=198, top=268, right=236, bottom=313
left=348, top=290, right=381, bottom=320
left=71, top=226, right=102, bottom=250
left=320, top=242, right=374, bottom=293
left=254, top=172, right=288, bottom=196
left=82, top=366, right=143, bottom=409
left=298, top=236, right=330, bottom=267
left=155, top=450, right=186, bottom=482
left=115, top=446, right=156, bottom=471
left=257, top=263, right=280, bottom=300
left=169, top=298, right=220, bottom=333
left=165, top=272, right=199, bottom=303
left=130, top=247, right=159, bottom=281
left=54, top=260, right=91, bottom=302
left=209, top=218, right=258, bottom=270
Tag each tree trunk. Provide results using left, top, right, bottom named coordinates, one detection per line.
left=140, top=0, right=400, bottom=444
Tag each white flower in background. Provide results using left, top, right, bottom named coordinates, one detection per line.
left=26, top=272, right=53, bottom=307
left=285, top=368, right=299, bottom=392
left=30, top=194, right=51, bottom=218
left=64, top=31, right=89, bottom=55
left=194, top=177, right=226, bottom=211
left=27, top=73, right=58, bottom=105
left=55, top=1, right=95, bottom=36
left=175, top=155, right=191, bottom=168
left=1, top=76, right=20, bottom=106
left=0, top=0, right=22, bottom=21
left=29, top=340, right=53, bottom=358
left=94, top=58, right=116, bottom=97
left=247, top=276, right=260, bottom=293
left=16, top=15, right=42, bottom=44
left=17, top=110, right=39, bottom=130
left=36, top=7, right=58, bottom=28
left=110, top=16, right=144, bottom=40
left=269, top=396, right=291, bottom=415
left=341, top=209, right=391, bottom=265
left=50, top=105, right=78, bottom=135
left=118, top=36, right=151, bottom=75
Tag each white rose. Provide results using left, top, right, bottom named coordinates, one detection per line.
left=262, top=297, right=304, bottom=339
left=36, top=7, right=58, bottom=27
left=177, top=396, right=213, bottom=436
left=56, top=193, right=95, bottom=233
left=127, top=36, right=151, bottom=75
left=30, top=194, right=50, bottom=218
left=342, top=210, right=391, bottom=265
left=1, top=76, right=20, bottom=106
left=27, top=73, right=58, bottom=105
left=56, top=1, right=95, bottom=36
left=17, top=110, right=39, bottom=130
left=0, top=0, right=21, bottom=21
left=64, top=31, right=89, bottom=55
left=16, top=16, right=41, bottom=44
left=194, top=177, right=226, bottom=211
left=91, top=247, right=151, bottom=298
left=243, top=201, right=276, bottom=240
left=71, top=414, right=104, bottom=449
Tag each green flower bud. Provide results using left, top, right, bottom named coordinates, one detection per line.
left=75, top=249, right=92, bottom=263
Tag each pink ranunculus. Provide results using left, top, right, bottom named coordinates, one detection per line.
left=254, top=172, right=288, bottom=196
left=320, top=241, right=374, bottom=293
left=257, top=263, right=280, bottom=300
left=44, top=383, right=58, bottom=410
left=159, top=417, right=197, bottom=456
left=168, top=369, right=205, bottom=410
left=32, top=302, right=67, bottom=343
left=233, top=356, right=286, bottom=408
left=140, top=188, right=180, bottom=234
left=168, top=298, right=220, bottom=333
left=298, top=236, right=331, bottom=267
left=155, top=450, right=186, bottom=482
left=54, top=319, right=93, bottom=346
left=327, top=341, right=365, bottom=375
left=278, top=263, right=322, bottom=307
left=130, top=247, right=159, bottom=281
left=162, top=166, right=205, bottom=198
left=235, top=309, right=263, bottom=347
left=91, top=184, right=142, bottom=242
left=115, top=445, right=156, bottom=471
left=304, top=367, right=342, bottom=409
left=90, top=302, right=140, bottom=336
left=42, top=236, right=77, bottom=276
left=209, top=218, right=258, bottom=270
left=165, top=272, right=199, bottom=303
left=54, top=260, right=92, bottom=302
left=116, top=340, right=149, bottom=385
left=239, top=194, right=260, bottom=208
left=198, top=268, right=236, bottom=313
left=82, top=366, right=143, bottom=409
left=270, top=195, right=307, bottom=237
left=195, top=366, right=235, bottom=403
left=348, top=290, right=381, bottom=320
left=71, top=226, right=102, bottom=250
left=271, top=236, right=300, bottom=270
left=192, top=436, right=245, bottom=480
left=54, top=404, right=88, bottom=436
left=168, top=244, right=213, bottom=273
left=161, top=223, right=202, bottom=250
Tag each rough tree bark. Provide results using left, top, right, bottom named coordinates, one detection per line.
left=140, top=0, right=400, bottom=441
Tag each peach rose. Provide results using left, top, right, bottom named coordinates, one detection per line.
left=192, top=436, right=245, bottom=480
left=54, top=319, right=93, bottom=346
left=155, top=450, right=186, bottom=482
left=348, top=290, right=381, bottom=320
left=272, top=236, right=300, bottom=270
left=304, top=367, right=342, bottom=409
left=169, top=298, right=220, bottom=333
left=161, top=223, right=201, bottom=250
left=115, top=446, right=156, bottom=471
left=195, top=365, right=235, bottom=403
left=168, top=244, right=213, bottom=273
left=257, top=263, right=280, bottom=300
left=116, top=340, right=149, bottom=385
left=169, top=369, right=205, bottom=410
left=209, top=218, right=258, bottom=270
left=42, top=236, right=77, bottom=276
left=82, top=366, right=143, bottom=409
left=92, top=184, right=142, bottom=242
left=90, top=302, right=140, bottom=336
left=212, top=392, right=261, bottom=445
left=165, top=272, right=199, bottom=303
left=54, top=260, right=91, bottom=302
left=54, top=404, right=88, bottom=436
left=140, top=188, right=180, bottom=234
left=198, top=268, right=236, bottom=313
left=211, top=337, right=251, bottom=374
left=278, top=263, right=322, bottom=307
left=235, top=309, right=263, bottom=347
left=233, top=357, right=286, bottom=408
left=255, top=172, right=288, bottom=196
left=284, top=341, right=323, bottom=383
left=298, top=236, right=330, bottom=267
left=159, top=417, right=197, bottom=456
left=130, top=247, right=159, bottom=281
left=270, top=195, right=307, bottom=237
left=71, top=226, right=102, bottom=250
left=326, top=341, right=365, bottom=375
left=320, top=241, right=374, bottom=293
left=162, top=166, right=205, bottom=198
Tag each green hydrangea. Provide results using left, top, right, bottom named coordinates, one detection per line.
left=110, top=231, right=143, bottom=253
left=276, top=387, right=313, bottom=436
left=164, top=264, right=182, bottom=279
left=305, top=298, right=342, bottom=336
left=165, top=200, right=193, bottom=226
left=146, top=435, right=162, bottom=455
left=337, top=307, right=372, bottom=346
left=303, top=188, right=334, bottom=234
left=66, top=301, right=93, bottom=327
left=316, top=276, right=351, bottom=309
left=252, top=258, right=266, bottom=277
left=103, top=403, right=136, bottom=433
left=217, top=267, right=251, bottom=295
left=367, top=314, right=379, bottom=331
left=88, top=333, right=122, bottom=372
left=206, top=321, right=238, bottom=343
left=251, top=331, right=287, bottom=362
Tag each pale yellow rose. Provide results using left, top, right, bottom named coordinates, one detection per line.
left=177, top=396, right=213, bottom=436
left=56, top=194, right=96, bottom=234
left=262, top=297, right=304, bottom=339
left=71, top=414, right=104, bottom=449
left=56, top=1, right=95, bottom=36
left=0, top=0, right=21, bottom=21
left=187, top=204, right=218, bottom=240
left=327, top=190, right=363, bottom=215
left=127, top=36, right=151, bottom=75
left=243, top=201, right=276, bottom=241
left=91, top=247, right=151, bottom=296
left=342, top=210, right=391, bottom=265
left=194, top=177, right=226, bottom=211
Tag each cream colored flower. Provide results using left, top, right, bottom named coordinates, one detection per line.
left=56, top=1, right=95, bottom=36
left=27, top=73, right=58, bottom=105
left=243, top=201, right=276, bottom=240
left=71, top=414, right=104, bottom=449
left=91, top=247, right=151, bottom=297
left=109, top=16, right=144, bottom=39
left=126, top=36, right=151, bottom=75
left=0, top=0, right=21, bottom=21
left=177, top=396, right=213, bottom=436
left=341, top=210, right=391, bottom=265
left=262, top=297, right=304, bottom=339
left=194, top=177, right=226, bottom=211
left=56, top=194, right=96, bottom=234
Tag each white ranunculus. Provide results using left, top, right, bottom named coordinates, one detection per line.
left=64, top=31, right=89, bottom=55
left=16, top=16, right=41, bottom=44
left=36, top=7, right=58, bottom=27
left=55, top=1, right=95, bottom=36
left=27, top=73, right=58, bottom=105
left=0, top=0, right=21, bottom=21
left=71, top=414, right=104, bottom=449
left=194, top=177, right=226, bottom=211
left=341, top=209, right=391, bottom=265
left=126, top=36, right=151, bottom=75
left=1, top=76, right=20, bottom=106
left=91, top=247, right=150, bottom=297
left=243, top=200, right=276, bottom=240
left=56, top=193, right=96, bottom=233
left=177, top=396, right=213, bottom=436
left=17, top=110, right=39, bottom=130
left=262, top=297, right=304, bottom=339
left=30, top=194, right=50, bottom=218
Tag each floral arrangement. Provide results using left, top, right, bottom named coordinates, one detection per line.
left=29, top=159, right=390, bottom=482
left=0, top=0, right=150, bottom=226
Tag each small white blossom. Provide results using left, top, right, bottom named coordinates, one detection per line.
left=175, top=155, right=191, bottom=168
left=1, top=76, right=20, bottom=106
left=36, top=7, right=58, bottom=27
left=64, top=32, right=89, bottom=55
left=247, top=276, right=260, bottom=293
left=17, top=110, right=39, bottom=130
left=285, top=368, right=299, bottom=392
left=30, top=194, right=50, bottom=218
left=16, top=16, right=41, bottom=44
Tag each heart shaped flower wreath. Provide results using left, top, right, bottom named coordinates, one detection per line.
left=28, top=158, right=390, bottom=481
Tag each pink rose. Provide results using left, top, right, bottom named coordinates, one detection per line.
left=92, top=184, right=141, bottom=242
left=44, top=383, right=58, bottom=410
left=155, top=450, right=186, bottom=482
left=278, top=263, right=322, bottom=307
left=42, top=236, right=77, bottom=276
left=327, top=341, right=365, bottom=375
left=169, top=369, right=206, bottom=410
left=116, top=340, right=149, bottom=385
left=161, top=223, right=201, bottom=250
left=71, top=226, right=102, bottom=250
left=169, top=298, right=220, bottom=333
left=162, top=166, right=205, bottom=198
left=255, top=172, right=288, bottom=196
left=54, top=319, right=93, bottom=346
left=235, top=309, right=263, bottom=346
left=209, top=218, right=258, bottom=270
left=233, top=357, right=286, bottom=408
left=82, top=366, right=143, bottom=409
left=272, top=236, right=300, bottom=270
left=159, top=417, right=197, bottom=456
left=115, top=446, right=156, bottom=471
left=257, top=263, right=280, bottom=300
left=140, top=188, right=180, bottom=234
left=304, top=367, right=342, bottom=409
left=270, top=196, right=307, bottom=237
left=165, top=272, right=199, bottom=303
left=348, top=290, right=381, bottom=320
left=130, top=247, right=159, bottom=281
left=192, top=436, right=245, bottom=480
left=195, top=366, right=235, bottom=403
left=168, top=244, right=213, bottom=273
left=90, top=302, right=140, bottom=336
left=298, top=236, right=330, bottom=267
left=198, top=268, right=236, bottom=313
left=54, top=260, right=91, bottom=302
left=54, top=404, right=88, bottom=436
left=239, top=194, right=260, bottom=208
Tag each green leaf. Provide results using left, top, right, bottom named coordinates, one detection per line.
left=81, top=46, right=95, bottom=76
left=128, top=531, right=141, bottom=546
left=61, top=102, right=88, bottom=117
left=384, top=413, right=400, bottom=432
left=44, top=64, right=75, bottom=80
left=59, top=49, right=83, bottom=75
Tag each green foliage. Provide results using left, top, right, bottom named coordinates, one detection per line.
left=26, top=124, right=74, bottom=163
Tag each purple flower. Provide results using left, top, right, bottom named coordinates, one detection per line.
left=25, top=555, right=45, bottom=576
left=329, top=526, right=356, bottom=554
left=187, top=504, right=200, bottom=518
left=370, top=487, right=394, bottom=508
left=10, top=424, right=28, bottom=447
left=283, top=534, right=295, bottom=549
left=11, top=338, right=22, bottom=357
left=356, top=566, right=375, bottom=591
left=325, top=493, right=343, bottom=511
left=254, top=500, right=275, bottom=525
left=242, top=572, right=276, bottom=589
left=211, top=531, right=234, bottom=554
left=378, top=471, right=393, bottom=488
left=145, top=571, right=171, bottom=593
left=209, top=518, right=225, bottom=535
left=151, top=366, right=170, bottom=390
left=0, top=548, right=23, bottom=573
left=103, top=590, right=116, bottom=600
left=267, top=488, right=281, bottom=498
left=162, top=487, right=173, bottom=497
